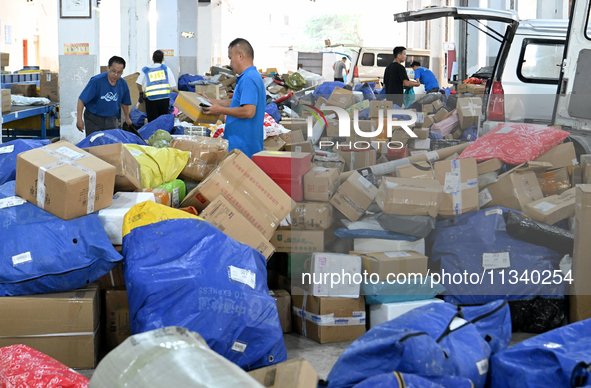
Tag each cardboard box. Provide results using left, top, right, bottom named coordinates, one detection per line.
left=410, top=138, right=431, bottom=150
left=16, top=141, right=116, bottom=220
left=286, top=140, right=315, bottom=155
left=98, top=192, right=156, bottom=245
left=170, top=136, right=229, bottom=182
left=270, top=228, right=336, bottom=253
left=467, top=84, right=486, bottom=95
left=290, top=202, right=333, bottom=230
left=571, top=185, right=591, bottom=321
left=326, top=119, right=340, bottom=137
left=361, top=251, right=428, bottom=281
left=0, top=52, right=9, bottom=68
left=174, top=91, right=220, bottom=124
left=40, top=71, right=59, bottom=102
left=424, top=115, right=435, bottom=128
left=431, top=99, right=444, bottom=111
left=477, top=158, right=504, bottom=175
left=423, top=103, right=435, bottom=114
left=315, top=97, right=329, bottom=110
left=248, top=359, right=318, bottom=388
left=280, top=129, right=306, bottom=145
left=376, top=177, right=442, bottom=217
left=303, top=167, right=340, bottom=202
left=83, top=143, right=142, bottom=192
left=11, top=83, right=37, bottom=97
left=480, top=166, right=545, bottom=211
left=97, top=262, right=125, bottom=289
left=433, top=108, right=449, bottom=123
left=434, top=158, right=479, bottom=217
left=523, top=188, right=576, bottom=225
left=269, top=289, right=292, bottom=333
left=537, top=167, right=571, bottom=196
left=330, top=171, right=378, bottom=222
left=396, top=161, right=434, bottom=179
left=105, top=289, right=131, bottom=351
left=140, top=188, right=171, bottom=207
left=264, top=136, right=287, bottom=151
left=221, top=75, right=237, bottom=87
left=200, top=195, right=275, bottom=260
left=369, top=100, right=393, bottom=118
left=457, top=97, right=482, bottom=129
left=291, top=291, right=366, bottom=344
left=268, top=84, right=287, bottom=95
left=313, top=154, right=346, bottom=172
left=0, top=285, right=99, bottom=369
left=535, top=142, right=577, bottom=169
left=280, top=119, right=307, bottom=132
left=572, top=165, right=583, bottom=187
left=581, top=155, right=591, bottom=183
left=1, top=89, right=10, bottom=112
left=337, top=150, right=377, bottom=171
left=181, top=150, right=294, bottom=240
left=193, top=84, right=221, bottom=100
left=327, top=87, right=355, bottom=109
left=122, top=72, right=146, bottom=112
left=457, top=83, right=469, bottom=93
left=414, top=127, right=430, bottom=139
left=310, top=253, right=362, bottom=298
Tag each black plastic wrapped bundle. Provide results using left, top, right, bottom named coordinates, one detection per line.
left=505, top=211, right=574, bottom=255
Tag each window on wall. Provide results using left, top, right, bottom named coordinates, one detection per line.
left=518, top=39, right=565, bottom=83
left=361, top=53, right=375, bottom=66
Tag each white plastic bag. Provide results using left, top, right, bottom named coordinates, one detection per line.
left=10, top=95, right=50, bottom=106
left=89, top=327, right=263, bottom=388
left=60, top=112, right=86, bottom=145
left=297, top=69, right=326, bottom=87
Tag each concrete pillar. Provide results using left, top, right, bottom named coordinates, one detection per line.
left=211, top=1, right=223, bottom=66
left=197, top=1, right=212, bottom=75
left=179, top=0, right=198, bottom=75
left=120, top=0, right=150, bottom=76
left=537, top=0, right=566, bottom=19
left=57, top=0, right=100, bottom=127
left=156, top=0, right=180, bottom=80
left=429, top=0, right=446, bottom=86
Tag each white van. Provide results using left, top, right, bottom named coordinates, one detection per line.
left=395, top=8, right=566, bottom=125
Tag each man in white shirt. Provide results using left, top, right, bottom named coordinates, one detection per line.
left=136, top=50, right=178, bottom=122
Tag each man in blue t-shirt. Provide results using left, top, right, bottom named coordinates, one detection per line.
left=201, top=38, right=265, bottom=158
left=411, top=61, right=440, bottom=93
left=77, top=56, right=133, bottom=136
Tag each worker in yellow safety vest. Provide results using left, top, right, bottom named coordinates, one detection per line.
left=136, top=50, right=178, bottom=122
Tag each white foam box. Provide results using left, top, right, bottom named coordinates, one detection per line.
left=310, top=253, right=362, bottom=298
left=369, top=298, right=444, bottom=328
left=353, top=238, right=425, bottom=255
left=98, top=192, right=155, bottom=245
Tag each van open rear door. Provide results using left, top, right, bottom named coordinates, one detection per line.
left=553, top=0, right=591, bottom=129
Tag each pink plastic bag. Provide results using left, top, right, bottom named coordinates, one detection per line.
left=0, top=345, right=89, bottom=388
left=431, top=111, right=460, bottom=137
left=459, top=122, right=569, bottom=164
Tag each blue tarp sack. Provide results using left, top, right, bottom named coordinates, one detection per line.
left=327, top=300, right=511, bottom=388
left=460, top=126, right=478, bottom=142
left=76, top=129, right=147, bottom=148
left=138, top=114, right=175, bottom=140
left=353, top=372, right=475, bottom=388
left=313, top=81, right=346, bottom=96
left=178, top=74, right=205, bottom=92
left=354, top=82, right=376, bottom=91
left=0, top=181, right=122, bottom=296
left=265, top=102, right=281, bottom=123
left=491, top=318, right=591, bottom=387
left=169, top=92, right=178, bottom=114
left=121, top=202, right=287, bottom=370
left=428, top=207, right=565, bottom=306
left=130, top=106, right=147, bottom=128
left=0, top=139, right=50, bottom=185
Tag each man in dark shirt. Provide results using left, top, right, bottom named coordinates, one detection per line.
left=383, top=46, right=420, bottom=107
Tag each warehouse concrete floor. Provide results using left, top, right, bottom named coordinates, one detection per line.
left=77, top=332, right=537, bottom=381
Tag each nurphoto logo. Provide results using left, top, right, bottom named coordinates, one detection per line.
left=305, top=106, right=418, bottom=151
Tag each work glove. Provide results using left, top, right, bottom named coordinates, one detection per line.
left=138, top=92, right=144, bottom=104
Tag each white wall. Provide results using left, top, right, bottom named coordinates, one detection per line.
left=0, top=0, right=58, bottom=71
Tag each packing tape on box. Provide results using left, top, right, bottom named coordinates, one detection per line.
left=37, top=147, right=96, bottom=214
left=444, top=159, right=477, bottom=216
left=466, top=102, right=480, bottom=116
left=0, top=325, right=100, bottom=339
left=293, top=306, right=366, bottom=327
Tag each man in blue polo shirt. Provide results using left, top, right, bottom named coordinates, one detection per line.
left=201, top=38, right=265, bottom=158
left=411, top=61, right=440, bottom=93
left=76, top=56, right=133, bottom=136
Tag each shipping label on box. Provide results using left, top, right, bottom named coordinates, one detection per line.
left=200, top=195, right=275, bottom=259
left=376, top=177, right=442, bottom=217
left=16, top=141, right=116, bottom=220
left=434, top=158, right=479, bottom=217
left=290, top=202, right=333, bottom=230
left=303, top=167, right=340, bottom=202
